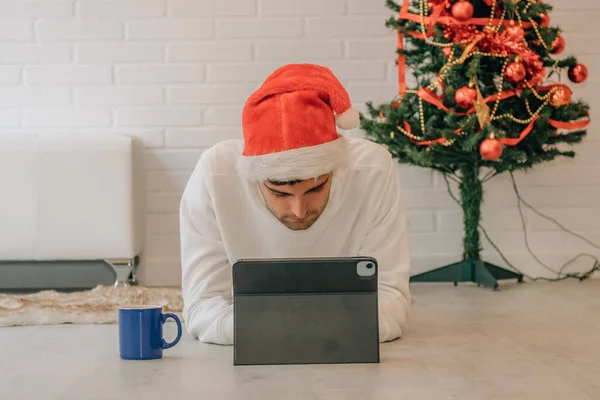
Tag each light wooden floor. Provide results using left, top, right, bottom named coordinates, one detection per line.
left=1, top=279, right=599, bottom=400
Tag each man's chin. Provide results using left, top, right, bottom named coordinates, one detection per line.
left=282, top=217, right=317, bottom=231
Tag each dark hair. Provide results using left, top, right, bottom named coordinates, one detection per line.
left=266, top=179, right=303, bottom=186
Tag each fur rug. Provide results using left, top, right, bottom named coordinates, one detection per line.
left=0, top=285, right=183, bottom=328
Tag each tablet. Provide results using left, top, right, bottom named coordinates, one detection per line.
left=232, top=256, right=380, bottom=366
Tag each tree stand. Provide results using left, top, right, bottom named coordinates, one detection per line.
left=410, top=259, right=523, bottom=290
left=409, top=165, right=523, bottom=290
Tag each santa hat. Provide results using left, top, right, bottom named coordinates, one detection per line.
left=237, top=63, right=360, bottom=182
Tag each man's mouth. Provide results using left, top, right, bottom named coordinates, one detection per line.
left=288, top=214, right=313, bottom=223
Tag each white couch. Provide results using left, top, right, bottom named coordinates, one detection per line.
left=0, top=133, right=145, bottom=287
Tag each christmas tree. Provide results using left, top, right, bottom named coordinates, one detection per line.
left=360, top=0, right=591, bottom=289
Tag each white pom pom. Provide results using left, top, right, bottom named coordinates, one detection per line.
left=335, top=107, right=360, bottom=130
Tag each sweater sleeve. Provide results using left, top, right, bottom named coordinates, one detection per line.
left=358, top=156, right=412, bottom=343
left=179, top=154, right=234, bottom=346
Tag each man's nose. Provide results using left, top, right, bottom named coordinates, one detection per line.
left=290, top=198, right=308, bottom=219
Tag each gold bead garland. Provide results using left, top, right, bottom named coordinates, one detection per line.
left=396, top=123, right=424, bottom=141
left=472, top=51, right=509, bottom=58
left=487, top=0, right=497, bottom=30
left=524, top=97, right=535, bottom=117
left=490, top=59, right=510, bottom=120
left=419, top=97, right=426, bottom=133
left=522, top=2, right=551, bottom=51
left=493, top=9, right=507, bottom=32
left=492, top=94, right=552, bottom=124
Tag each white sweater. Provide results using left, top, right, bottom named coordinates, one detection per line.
left=179, top=136, right=412, bottom=345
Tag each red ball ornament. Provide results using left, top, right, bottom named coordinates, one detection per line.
left=443, top=47, right=452, bottom=57
left=551, top=35, right=565, bottom=54
left=568, top=63, right=588, bottom=83
left=455, top=86, right=477, bottom=109
left=505, top=62, right=527, bottom=83
left=506, top=25, right=525, bottom=42
left=480, top=138, right=503, bottom=161
left=452, top=1, right=474, bottom=22
left=550, top=87, right=572, bottom=108
left=540, top=13, right=550, bottom=27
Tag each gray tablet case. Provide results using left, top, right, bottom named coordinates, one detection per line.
left=232, top=257, right=380, bottom=366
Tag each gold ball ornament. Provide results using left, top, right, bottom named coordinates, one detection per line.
left=451, top=1, right=474, bottom=22
left=568, top=63, right=588, bottom=83
left=480, top=138, right=503, bottom=161
left=550, top=87, right=572, bottom=108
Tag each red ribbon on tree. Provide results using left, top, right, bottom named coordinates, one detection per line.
left=397, top=1, right=409, bottom=95
left=428, top=4, right=445, bottom=37
left=501, top=116, right=539, bottom=146
left=418, top=87, right=449, bottom=112
left=548, top=114, right=591, bottom=130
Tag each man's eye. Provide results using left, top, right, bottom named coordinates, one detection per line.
left=272, top=192, right=288, bottom=198
left=309, top=186, right=324, bottom=194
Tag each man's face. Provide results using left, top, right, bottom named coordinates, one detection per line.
left=259, top=173, right=332, bottom=231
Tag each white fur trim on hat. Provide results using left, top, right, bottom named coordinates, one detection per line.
left=237, top=135, right=349, bottom=182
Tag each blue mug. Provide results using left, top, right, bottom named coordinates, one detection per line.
left=118, top=305, right=182, bottom=360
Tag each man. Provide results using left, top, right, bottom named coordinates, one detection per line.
left=179, top=63, right=411, bottom=345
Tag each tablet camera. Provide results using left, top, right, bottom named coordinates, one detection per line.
left=357, top=261, right=376, bottom=277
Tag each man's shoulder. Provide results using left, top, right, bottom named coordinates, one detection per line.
left=199, top=139, right=245, bottom=176
left=345, top=136, right=393, bottom=171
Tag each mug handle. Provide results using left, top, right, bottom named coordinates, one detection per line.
left=161, top=313, right=182, bottom=350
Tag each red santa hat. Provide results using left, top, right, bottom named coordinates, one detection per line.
left=237, top=63, right=360, bottom=182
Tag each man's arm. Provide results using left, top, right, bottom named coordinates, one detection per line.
left=179, top=154, right=233, bottom=345
left=358, top=155, right=412, bottom=343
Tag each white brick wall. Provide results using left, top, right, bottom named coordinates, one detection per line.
left=167, top=42, right=253, bottom=62
left=126, top=21, right=213, bottom=40
left=115, top=107, right=202, bottom=127
left=76, top=44, right=164, bottom=63
left=26, top=66, right=111, bottom=85
left=77, top=0, right=165, bottom=19
left=0, top=88, right=72, bottom=107
left=168, top=0, right=256, bottom=17
left=0, top=22, right=33, bottom=42
left=0, top=1, right=74, bottom=19
left=0, top=66, right=21, bottom=84
left=76, top=87, right=164, bottom=106
left=0, top=0, right=598, bottom=287
left=36, top=21, right=123, bottom=42
left=116, top=65, right=205, bottom=84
